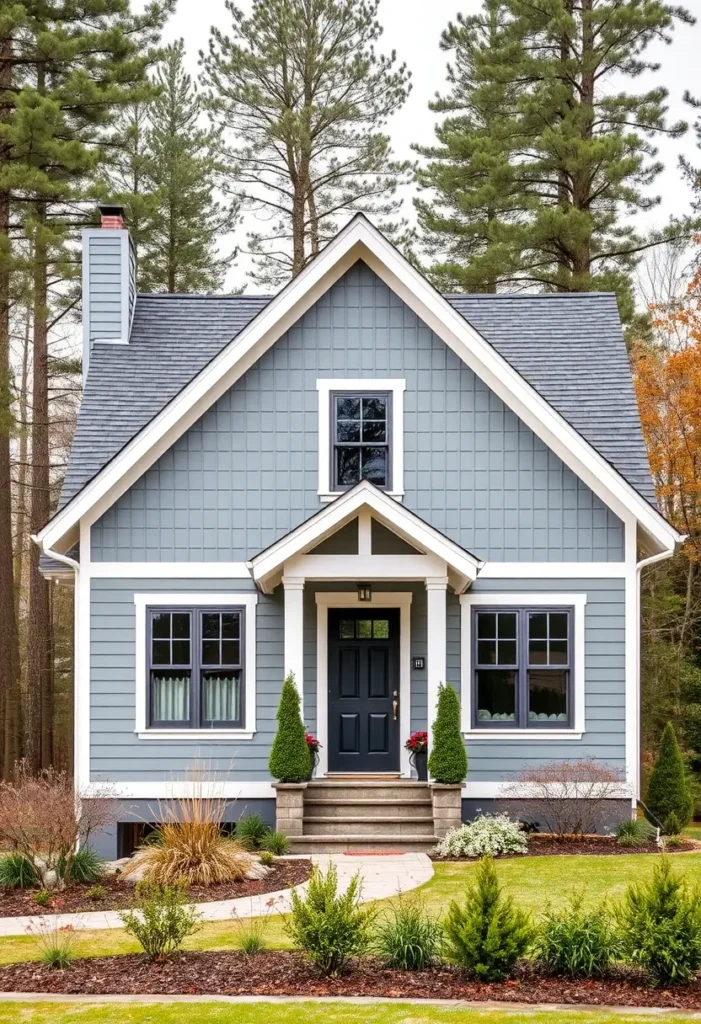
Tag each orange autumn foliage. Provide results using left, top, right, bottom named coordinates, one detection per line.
left=634, top=266, right=701, bottom=559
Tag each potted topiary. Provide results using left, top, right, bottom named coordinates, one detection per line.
left=405, top=731, right=428, bottom=781
left=427, top=683, right=467, bottom=836
left=269, top=674, right=312, bottom=836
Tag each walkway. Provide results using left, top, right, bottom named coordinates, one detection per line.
left=0, top=852, right=433, bottom=937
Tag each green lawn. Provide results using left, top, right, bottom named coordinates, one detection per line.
left=1, top=1003, right=701, bottom=1024
left=1, top=852, right=701, bottom=967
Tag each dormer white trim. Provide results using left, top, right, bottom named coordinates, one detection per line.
left=41, top=214, right=683, bottom=557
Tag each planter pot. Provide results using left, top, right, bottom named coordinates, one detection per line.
left=409, top=750, right=428, bottom=781
left=306, top=749, right=320, bottom=781
left=430, top=782, right=464, bottom=837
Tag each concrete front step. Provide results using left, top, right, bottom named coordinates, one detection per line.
left=306, top=781, right=431, bottom=804
left=303, top=815, right=435, bottom=836
left=289, top=834, right=438, bottom=854
left=304, top=799, right=432, bottom=819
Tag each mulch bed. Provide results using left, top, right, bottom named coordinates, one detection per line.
left=0, top=859, right=312, bottom=917
left=3, top=951, right=701, bottom=1008
left=434, top=834, right=701, bottom=860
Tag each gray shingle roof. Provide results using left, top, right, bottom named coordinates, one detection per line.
left=59, top=288, right=656, bottom=512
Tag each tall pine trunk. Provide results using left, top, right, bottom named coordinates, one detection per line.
left=26, top=215, right=52, bottom=771
left=0, top=33, right=20, bottom=779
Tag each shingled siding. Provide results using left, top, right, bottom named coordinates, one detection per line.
left=85, top=232, right=124, bottom=345
left=90, top=263, right=624, bottom=563
left=464, top=577, right=626, bottom=779
left=90, top=577, right=281, bottom=782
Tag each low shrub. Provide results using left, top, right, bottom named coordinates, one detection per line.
left=261, top=829, right=290, bottom=855
left=87, top=884, right=107, bottom=901
left=503, top=759, right=624, bottom=836
left=435, top=814, right=528, bottom=859
left=120, top=881, right=202, bottom=959
left=616, top=857, right=701, bottom=986
left=236, top=813, right=271, bottom=851
left=373, top=898, right=442, bottom=970
left=286, top=863, right=374, bottom=976
left=30, top=922, right=78, bottom=970
left=614, top=818, right=656, bottom=848
left=61, top=846, right=103, bottom=884
left=442, top=856, right=533, bottom=981
left=33, top=888, right=51, bottom=908
left=259, top=850, right=275, bottom=867
left=534, top=894, right=620, bottom=978
left=0, top=853, right=38, bottom=889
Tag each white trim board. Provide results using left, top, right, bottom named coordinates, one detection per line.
left=316, top=378, right=406, bottom=501
left=479, top=562, right=627, bottom=579
left=82, top=781, right=276, bottom=800
left=462, top=781, right=630, bottom=800
left=90, top=562, right=252, bottom=579
left=315, top=591, right=412, bottom=778
left=459, top=592, right=587, bottom=739
left=133, top=592, right=258, bottom=740
left=41, top=214, right=682, bottom=558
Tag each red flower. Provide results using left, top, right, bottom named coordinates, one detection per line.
left=404, top=731, right=428, bottom=753
left=305, top=733, right=322, bottom=751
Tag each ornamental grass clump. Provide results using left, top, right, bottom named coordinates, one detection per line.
left=120, top=880, right=202, bottom=960
left=269, top=675, right=311, bottom=783
left=374, top=897, right=442, bottom=970
left=0, top=853, right=38, bottom=889
left=534, top=893, right=620, bottom=978
left=614, top=818, right=656, bottom=848
left=442, top=856, right=533, bottom=981
left=645, top=722, right=694, bottom=830
left=427, top=683, right=467, bottom=784
left=236, top=812, right=271, bottom=850
left=615, top=857, right=701, bottom=986
left=286, top=863, right=374, bottom=976
left=435, top=814, right=528, bottom=859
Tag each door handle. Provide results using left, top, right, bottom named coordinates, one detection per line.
left=392, top=692, right=398, bottom=721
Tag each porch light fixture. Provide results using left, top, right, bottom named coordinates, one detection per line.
left=357, top=582, right=372, bottom=602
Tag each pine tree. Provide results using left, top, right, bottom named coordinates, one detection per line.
left=414, top=0, right=524, bottom=292
left=427, top=682, right=467, bottom=784
left=201, top=0, right=412, bottom=287
left=269, top=675, right=311, bottom=783
left=645, top=722, right=694, bottom=829
left=136, top=40, right=238, bottom=294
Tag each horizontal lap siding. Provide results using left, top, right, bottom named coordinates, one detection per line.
left=462, top=578, right=626, bottom=782
left=90, top=262, right=624, bottom=564
left=87, top=235, right=123, bottom=343
left=89, top=577, right=283, bottom=782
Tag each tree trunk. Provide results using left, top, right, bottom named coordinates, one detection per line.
left=13, top=312, right=30, bottom=621
left=26, top=216, right=52, bottom=771
left=0, top=33, right=19, bottom=779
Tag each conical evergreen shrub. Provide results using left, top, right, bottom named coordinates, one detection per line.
left=645, top=722, right=693, bottom=829
left=427, top=682, right=467, bottom=784
left=268, top=675, right=311, bottom=783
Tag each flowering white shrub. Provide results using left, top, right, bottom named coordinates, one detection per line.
left=434, top=813, right=529, bottom=858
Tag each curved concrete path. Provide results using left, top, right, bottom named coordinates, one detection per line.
left=0, top=852, right=433, bottom=938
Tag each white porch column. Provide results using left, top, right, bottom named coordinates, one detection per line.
left=426, top=577, right=448, bottom=751
left=282, top=575, right=305, bottom=717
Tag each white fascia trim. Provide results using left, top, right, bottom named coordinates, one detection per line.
left=315, top=591, right=412, bottom=777
left=480, top=562, right=626, bottom=579
left=251, top=480, right=481, bottom=591
left=459, top=592, right=587, bottom=738
left=316, top=378, right=406, bottom=500
left=82, top=781, right=276, bottom=800
left=133, top=592, right=257, bottom=739
left=90, top=562, right=252, bottom=579
left=40, top=215, right=681, bottom=556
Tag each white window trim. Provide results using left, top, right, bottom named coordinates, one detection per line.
left=459, top=592, right=587, bottom=740
left=316, top=378, right=406, bottom=502
left=315, top=591, right=412, bottom=778
left=133, top=592, right=257, bottom=740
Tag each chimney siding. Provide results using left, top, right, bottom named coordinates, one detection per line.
left=81, top=226, right=135, bottom=376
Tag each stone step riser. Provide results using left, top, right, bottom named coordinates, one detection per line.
left=303, top=818, right=435, bottom=837
left=303, top=800, right=431, bottom=819
left=305, top=787, right=431, bottom=804
left=289, top=836, right=437, bottom=854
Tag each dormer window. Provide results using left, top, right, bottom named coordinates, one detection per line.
left=333, top=393, right=390, bottom=490
left=316, top=378, right=406, bottom=502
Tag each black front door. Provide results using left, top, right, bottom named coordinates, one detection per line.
left=328, top=608, right=400, bottom=773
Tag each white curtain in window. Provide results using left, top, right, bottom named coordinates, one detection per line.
left=153, top=675, right=190, bottom=721
left=203, top=673, right=240, bottom=722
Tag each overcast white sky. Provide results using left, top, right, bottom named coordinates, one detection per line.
left=164, top=0, right=700, bottom=292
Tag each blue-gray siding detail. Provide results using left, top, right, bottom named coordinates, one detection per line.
left=85, top=233, right=124, bottom=345
left=90, top=263, right=624, bottom=564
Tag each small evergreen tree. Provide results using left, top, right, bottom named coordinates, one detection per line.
left=443, top=856, right=533, bottom=980
left=427, top=683, right=467, bottom=784
left=268, top=674, right=311, bottom=783
left=646, top=722, right=694, bottom=829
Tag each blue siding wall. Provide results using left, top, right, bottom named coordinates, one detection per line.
left=85, top=233, right=124, bottom=345
left=91, top=261, right=624, bottom=563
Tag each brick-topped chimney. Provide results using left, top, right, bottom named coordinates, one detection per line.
left=82, top=204, right=136, bottom=375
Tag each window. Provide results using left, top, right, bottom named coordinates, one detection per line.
left=473, top=607, right=572, bottom=729
left=148, top=606, right=244, bottom=729
left=332, top=393, right=391, bottom=490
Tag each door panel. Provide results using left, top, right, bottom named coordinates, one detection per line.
left=328, top=608, right=400, bottom=773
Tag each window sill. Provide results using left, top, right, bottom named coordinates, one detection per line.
left=318, top=490, right=404, bottom=504
left=462, top=729, right=583, bottom=741
left=136, top=729, right=255, bottom=741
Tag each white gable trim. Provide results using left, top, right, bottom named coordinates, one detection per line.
left=40, top=215, right=681, bottom=556
left=249, top=480, right=482, bottom=593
